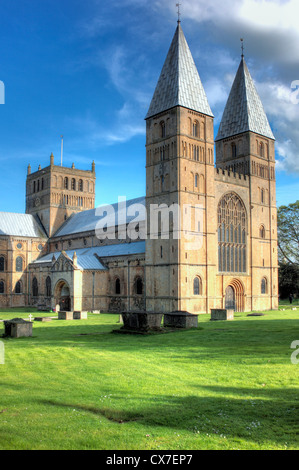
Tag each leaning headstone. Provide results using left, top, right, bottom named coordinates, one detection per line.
left=164, top=311, right=198, bottom=329
left=211, top=309, right=234, bottom=321
left=3, top=318, right=33, bottom=338
left=58, top=311, right=73, bottom=320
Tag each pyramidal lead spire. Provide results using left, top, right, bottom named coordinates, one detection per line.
left=216, top=57, right=275, bottom=141
left=146, top=23, right=213, bottom=119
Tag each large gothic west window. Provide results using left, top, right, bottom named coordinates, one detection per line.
left=218, top=193, right=247, bottom=273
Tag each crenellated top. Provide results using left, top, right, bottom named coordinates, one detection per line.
left=214, top=167, right=249, bottom=187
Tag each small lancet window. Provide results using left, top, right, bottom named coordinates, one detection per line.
left=193, top=277, right=202, bottom=296
left=115, top=278, right=121, bottom=295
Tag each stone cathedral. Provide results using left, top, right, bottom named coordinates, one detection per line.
left=0, top=22, right=278, bottom=314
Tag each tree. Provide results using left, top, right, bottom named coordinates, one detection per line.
left=278, top=262, right=299, bottom=299
left=277, top=200, right=299, bottom=265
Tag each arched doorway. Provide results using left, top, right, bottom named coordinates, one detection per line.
left=55, top=280, right=71, bottom=312
left=225, top=286, right=235, bottom=311
left=225, top=279, right=245, bottom=312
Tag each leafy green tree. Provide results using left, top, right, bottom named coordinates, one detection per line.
left=278, top=262, right=299, bottom=299
left=277, top=200, right=299, bottom=265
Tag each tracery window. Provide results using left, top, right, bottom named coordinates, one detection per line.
left=79, top=180, right=83, bottom=192
left=218, top=193, right=247, bottom=273
left=64, top=177, right=69, bottom=189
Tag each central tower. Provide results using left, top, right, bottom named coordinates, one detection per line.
left=145, top=22, right=216, bottom=313
left=26, top=154, right=96, bottom=237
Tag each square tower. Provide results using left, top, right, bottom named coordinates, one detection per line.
left=26, top=154, right=96, bottom=237
left=145, top=23, right=216, bottom=313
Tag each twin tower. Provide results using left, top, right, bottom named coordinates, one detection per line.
left=144, top=23, right=277, bottom=313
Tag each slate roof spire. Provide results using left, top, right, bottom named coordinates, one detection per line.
left=145, top=23, right=213, bottom=119
left=216, top=56, right=275, bottom=141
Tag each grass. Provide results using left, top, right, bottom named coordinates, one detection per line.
left=0, top=307, right=298, bottom=450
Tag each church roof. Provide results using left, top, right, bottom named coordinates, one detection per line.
left=0, top=212, right=47, bottom=238
left=145, top=23, right=213, bottom=119
left=33, top=242, right=146, bottom=271
left=216, top=57, right=275, bottom=141
left=53, top=196, right=146, bottom=237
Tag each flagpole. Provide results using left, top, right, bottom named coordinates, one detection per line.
left=61, top=135, right=63, bottom=167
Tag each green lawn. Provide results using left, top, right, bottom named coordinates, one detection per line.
left=0, top=307, right=298, bottom=450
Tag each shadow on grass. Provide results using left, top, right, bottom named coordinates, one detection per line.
left=3, top=317, right=298, bottom=362
left=39, top=384, right=299, bottom=447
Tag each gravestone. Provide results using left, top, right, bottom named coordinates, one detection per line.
left=211, top=309, right=234, bottom=321
left=58, top=311, right=73, bottom=320
left=34, top=317, right=52, bottom=322
left=121, top=311, right=163, bottom=333
left=73, top=311, right=88, bottom=320
left=164, top=311, right=198, bottom=329
left=3, top=318, right=33, bottom=338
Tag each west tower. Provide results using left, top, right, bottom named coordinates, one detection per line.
left=26, top=154, right=96, bottom=237
left=145, top=22, right=216, bottom=313
left=215, top=56, right=278, bottom=310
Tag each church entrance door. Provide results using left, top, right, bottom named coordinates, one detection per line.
left=55, top=280, right=71, bottom=312
left=225, top=286, right=235, bottom=311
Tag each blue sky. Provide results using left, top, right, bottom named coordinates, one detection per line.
left=0, top=0, right=298, bottom=213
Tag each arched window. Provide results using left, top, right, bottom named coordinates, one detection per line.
left=160, top=121, right=166, bottom=138
left=15, top=281, right=22, bottom=294
left=193, top=121, right=199, bottom=138
left=0, top=257, right=4, bottom=272
left=260, top=225, right=266, bottom=239
left=79, top=180, right=83, bottom=192
left=218, top=193, right=247, bottom=273
left=115, top=278, right=121, bottom=295
left=261, top=278, right=267, bottom=294
left=32, top=277, right=38, bottom=297
left=136, top=277, right=143, bottom=295
left=261, top=189, right=265, bottom=204
left=195, top=174, right=198, bottom=188
left=46, top=277, right=51, bottom=297
left=259, top=143, right=264, bottom=158
left=71, top=178, right=76, bottom=191
left=0, top=281, right=4, bottom=294
left=41, top=178, right=44, bottom=190
left=193, top=277, right=202, bottom=296
left=33, top=181, right=36, bottom=193
left=64, top=177, right=69, bottom=189
left=16, top=256, right=23, bottom=272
